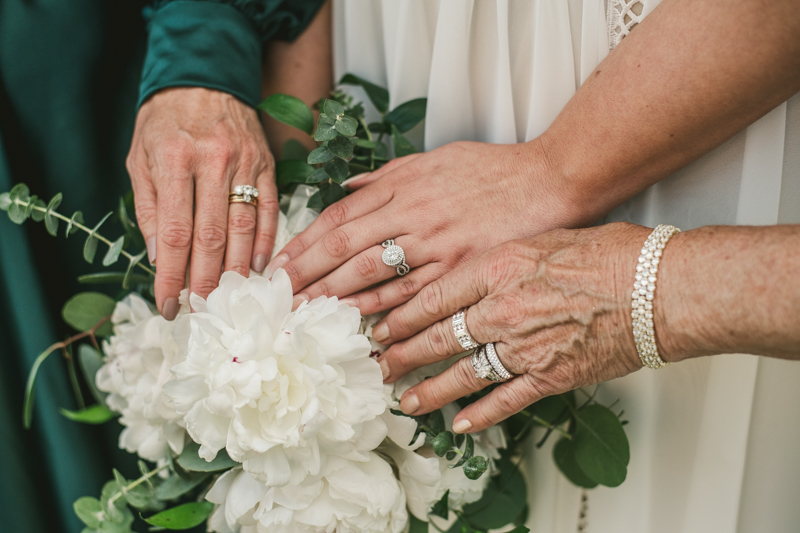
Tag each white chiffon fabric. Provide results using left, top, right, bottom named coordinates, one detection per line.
left=332, top=1, right=800, bottom=532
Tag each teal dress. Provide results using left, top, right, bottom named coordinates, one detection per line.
left=0, top=1, right=324, bottom=531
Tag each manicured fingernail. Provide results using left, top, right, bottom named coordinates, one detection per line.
left=400, top=392, right=419, bottom=415
left=265, top=253, right=289, bottom=279
left=339, top=298, right=358, bottom=308
left=162, top=297, right=179, bottom=321
left=292, top=293, right=309, bottom=310
left=453, top=419, right=472, bottom=434
left=146, top=236, right=156, bottom=265
left=252, top=254, right=267, bottom=273
left=341, top=173, right=369, bottom=191
left=378, top=358, right=390, bottom=381
left=372, top=323, right=389, bottom=343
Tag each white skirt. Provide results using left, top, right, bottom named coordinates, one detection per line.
left=332, top=1, right=800, bottom=531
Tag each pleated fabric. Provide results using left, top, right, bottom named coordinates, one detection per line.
left=332, top=1, right=800, bottom=532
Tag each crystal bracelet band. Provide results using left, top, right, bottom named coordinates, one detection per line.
left=631, top=224, right=680, bottom=369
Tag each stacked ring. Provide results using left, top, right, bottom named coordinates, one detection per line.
left=470, top=343, right=514, bottom=382
left=229, top=185, right=259, bottom=207
left=452, top=309, right=480, bottom=350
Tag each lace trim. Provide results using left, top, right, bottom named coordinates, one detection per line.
left=607, top=0, right=644, bottom=50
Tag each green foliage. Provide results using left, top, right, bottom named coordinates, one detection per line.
left=177, top=441, right=238, bottom=472
left=460, top=456, right=527, bottom=530
left=155, top=472, right=210, bottom=501
left=103, top=236, right=125, bottom=266
left=276, top=159, right=314, bottom=186
left=258, top=93, right=314, bottom=135
left=142, top=502, right=215, bottom=530
left=282, top=139, right=309, bottom=160
left=384, top=98, right=427, bottom=133
left=78, top=344, right=108, bottom=405
left=552, top=437, right=598, bottom=489
left=430, top=490, right=450, bottom=520
left=463, top=456, right=489, bottom=480
left=60, top=404, right=114, bottom=424
left=572, top=404, right=629, bottom=487
left=339, top=73, right=390, bottom=113
left=45, top=192, right=63, bottom=235
left=61, top=292, right=116, bottom=337
left=391, top=123, right=417, bottom=158
left=78, top=271, right=152, bottom=287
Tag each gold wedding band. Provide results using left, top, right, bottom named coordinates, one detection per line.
left=228, top=195, right=258, bottom=207
left=228, top=185, right=259, bottom=207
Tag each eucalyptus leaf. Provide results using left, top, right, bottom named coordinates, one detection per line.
left=276, top=160, right=314, bottom=186
left=323, top=99, right=344, bottom=117
left=24, top=195, right=37, bottom=219
left=339, top=73, right=390, bottom=113
left=408, top=514, right=429, bottom=533
left=9, top=183, right=30, bottom=203
left=552, top=437, right=598, bottom=489
left=31, top=198, right=47, bottom=222
left=306, top=167, right=330, bottom=184
left=573, top=404, right=629, bottom=487
left=7, top=201, right=27, bottom=224
left=461, top=458, right=527, bottom=530
left=258, top=94, right=314, bottom=135
left=282, top=139, right=310, bottom=160
left=334, top=115, right=358, bottom=136
left=44, top=192, right=63, bottom=235
left=450, top=434, right=474, bottom=468
left=177, top=441, right=239, bottom=472
left=430, top=489, right=449, bottom=520
left=463, top=456, right=488, bottom=480
left=62, top=292, right=116, bottom=336
left=319, top=182, right=346, bottom=207
left=156, top=472, right=210, bottom=501
left=327, top=136, right=354, bottom=159
left=324, top=158, right=350, bottom=183
left=391, top=124, right=417, bottom=158
left=23, top=347, right=57, bottom=428
left=100, top=480, right=134, bottom=525
left=533, top=392, right=576, bottom=427
left=113, top=469, right=161, bottom=511
left=60, top=404, right=114, bottom=424
left=103, top=236, right=125, bottom=266
left=74, top=496, right=104, bottom=528
left=314, top=114, right=339, bottom=142
left=118, top=197, right=145, bottom=252
left=78, top=344, right=108, bottom=405
left=307, top=191, right=323, bottom=210
left=384, top=98, right=428, bottom=133
left=348, top=163, right=372, bottom=176
left=122, top=249, right=149, bottom=290
left=67, top=211, right=84, bottom=237
left=142, top=502, right=214, bottom=530
left=429, top=410, right=445, bottom=435
left=307, top=146, right=335, bottom=164
left=356, top=139, right=376, bottom=149
left=432, top=431, right=454, bottom=457
left=79, top=271, right=146, bottom=286
left=0, top=192, right=11, bottom=211
left=84, top=235, right=99, bottom=263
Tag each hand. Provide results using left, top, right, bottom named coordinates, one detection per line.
left=370, top=223, right=654, bottom=433
left=127, top=88, right=278, bottom=319
left=269, top=140, right=587, bottom=313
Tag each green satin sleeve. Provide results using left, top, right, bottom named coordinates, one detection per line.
left=138, top=0, right=325, bottom=108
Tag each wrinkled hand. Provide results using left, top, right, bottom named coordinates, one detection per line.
left=127, top=88, right=278, bottom=319
left=270, top=140, right=583, bottom=313
left=371, top=223, right=654, bottom=433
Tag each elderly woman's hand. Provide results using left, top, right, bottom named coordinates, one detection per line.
left=127, top=87, right=278, bottom=320
left=372, top=223, right=655, bottom=433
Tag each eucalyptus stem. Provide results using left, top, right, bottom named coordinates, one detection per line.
left=63, top=345, right=86, bottom=410
left=11, top=198, right=155, bottom=276
left=518, top=408, right=572, bottom=439
left=108, top=463, right=170, bottom=506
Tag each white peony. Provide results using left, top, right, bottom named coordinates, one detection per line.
left=96, top=292, right=188, bottom=462
left=163, top=269, right=389, bottom=486
left=206, top=453, right=408, bottom=533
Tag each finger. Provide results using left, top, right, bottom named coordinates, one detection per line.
left=452, top=374, right=549, bottom=433
left=251, top=169, right=279, bottom=273
left=153, top=165, right=194, bottom=320
left=397, top=355, right=490, bottom=416
left=298, top=236, right=425, bottom=302
left=374, top=254, right=490, bottom=344
left=340, top=262, right=450, bottom=316
left=128, top=155, right=158, bottom=265
left=341, top=153, right=423, bottom=191
left=223, top=185, right=257, bottom=278
left=280, top=209, right=399, bottom=293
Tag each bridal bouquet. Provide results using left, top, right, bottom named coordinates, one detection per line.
left=2, top=76, right=631, bottom=533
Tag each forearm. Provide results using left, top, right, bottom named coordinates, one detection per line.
left=656, top=225, right=800, bottom=362
left=537, top=0, right=800, bottom=224
left=260, top=0, right=332, bottom=158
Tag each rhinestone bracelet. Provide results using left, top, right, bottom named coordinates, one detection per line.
left=631, top=224, right=680, bottom=369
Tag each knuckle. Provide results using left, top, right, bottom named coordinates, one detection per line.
left=322, top=202, right=349, bottom=229
left=228, top=212, right=256, bottom=235
left=160, top=139, right=194, bottom=167
left=135, top=203, right=157, bottom=227
left=193, top=222, right=227, bottom=254
left=283, top=261, right=304, bottom=285
left=314, top=280, right=332, bottom=297
left=160, top=222, right=193, bottom=250
left=454, top=359, right=478, bottom=390
left=191, top=279, right=220, bottom=298
left=322, top=229, right=351, bottom=258
left=389, top=344, right=410, bottom=369
left=158, top=270, right=188, bottom=290
left=353, top=254, right=380, bottom=280
left=395, top=275, right=418, bottom=299
left=200, top=137, right=235, bottom=163
left=424, top=322, right=451, bottom=358
left=364, top=289, right=382, bottom=311
left=495, top=385, right=527, bottom=415
left=419, top=282, right=445, bottom=318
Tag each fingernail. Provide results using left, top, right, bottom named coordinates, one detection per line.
left=341, top=173, right=369, bottom=191
left=146, top=236, right=156, bottom=265
left=162, top=297, right=179, bottom=321
left=252, top=254, right=267, bottom=273
left=400, top=392, right=419, bottom=415
left=339, top=298, right=358, bottom=308
left=372, top=323, right=389, bottom=344
left=292, top=293, right=309, bottom=310
left=265, top=253, right=289, bottom=279
left=378, top=358, right=390, bottom=381
left=453, top=419, right=472, bottom=434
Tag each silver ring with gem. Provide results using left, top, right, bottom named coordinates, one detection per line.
left=484, top=342, right=513, bottom=381
left=229, top=184, right=259, bottom=207
left=381, top=239, right=410, bottom=276
left=470, top=346, right=503, bottom=382
left=452, top=309, right=480, bottom=351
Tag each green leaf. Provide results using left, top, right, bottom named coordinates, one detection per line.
left=23, top=346, right=58, bottom=428
left=445, top=451, right=457, bottom=461
left=45, top=192, right=63, bottom=235
left=319, top=182, right=346, bottom=207
left=507, top=527, right=531, bottom=533
left=31, top=198, right=47, bottom=222
left=356, top=139, right=376, bottom=149
left=533, top=392, right=576, bottom=427
left=78, top=272, right=150, bottom=286
left=339, top=73, right=390, bottom=113
left=7, top=200, right=28, bottom=224
left=429, top=410, right=445, bottom=435
left=552, top=437, right=598, bottom=489
left=143, top=502, right=214, bottom=530
left=307, top=191, right=323, bottom=210
left=118, top=196, right=145, bottom=252
left=461, top=458, right=527, bottom=530
left=573, top=404, right=630, bottom=487
left=0, top=192, right=11, bottom=211
left=450, top=434, right=474, bottom=468
left=348, top=163, right=372, bottom=176
left=78, top=344, right=108, bottom=405
left=324, top=158, right=350, bottom=183
left=113, top=469, right=161, bottom=511
left=282, top=139, right=310, bottom=160
left=9, top=183, right=30, bottom=203
left=463, top=456, right=488, bottom=480
left=258, top=94, right=313, bottom=135
left=314, top=114, right=339, bottom=142
left=430, top=490, right=449, bottom=520
left=123, top=249, right=149, bottom=290
left=306, top=167, right=330, bottom=184
left=432, top=431, right=454, bottom=457
left=62, top=291, right=116, bottom=337
left=84, top=235, right=99, bottom=263
left=276, top=160, right=314, bottom=186
left=327, top=136, right=355, bottom=159
left=156, top=472, right=210, bottom=501
left=334, top=115, right=358, bottom=136
left=391, top=124, right=417, bottom=157
left=307, top=146, right=335, bottom=164
left=67, top=210, right=84, bottom=237
left=323, top=99, right=344, bottom=117
left=103, top=236, right=125, bottom=266
left=74, top=497, right=105, bottom=528
left=176, top=441, right=239, bottom=472
left=384, top=98, right=428, bottom=133
left=408, top=514, right=429, bottom=533
left=60, top=404, right=114, bottom=424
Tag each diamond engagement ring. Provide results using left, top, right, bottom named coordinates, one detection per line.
left=229, top=185, right=259, bottom=207
left=381, top=239, right=410, bottom=276
left=470, top=346, right=503, bottom=382
left=452, top=309, right=479, bottom=350
left=484, top=342, right=513, bottom=381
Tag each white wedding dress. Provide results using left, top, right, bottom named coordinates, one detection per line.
left=332, top=1, right=800, bottom=532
